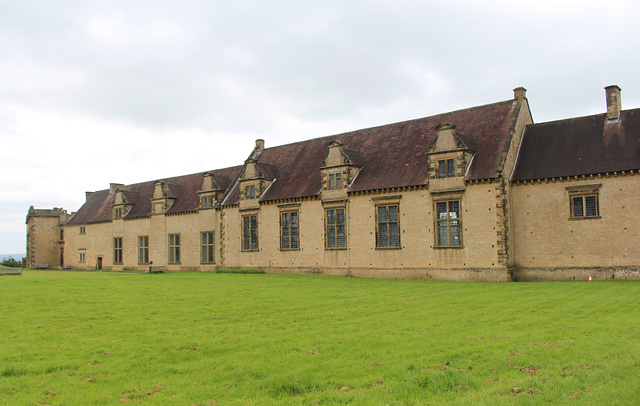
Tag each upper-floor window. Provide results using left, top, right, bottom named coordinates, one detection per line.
left=280, top=211, right=299, bottom=250
left=436, top=200, right=462, bottom=247
left=376, top=204, right=400, bottom=248
left=325, top=208, right=346, bottom=249
left=329, top=173, right=342, bottom=188
left=571, top=193, right=599, bottom=218
left=114, top=237, right=123, bottom=264
left=438, top=159, right=455, bottom=178
left=245, top=185, right=256, bottom=199
left=114, top=208, right=123, bottom=218
left=80, top=226, right=86, bottom=234
left=201, top=195, right=214, bottom=209
left=242, top=215, right=259, bottom=251
left=168, top=233, right=180, bottom=263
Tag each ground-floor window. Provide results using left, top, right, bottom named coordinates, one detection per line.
left=325, top=207, right=346, bottom=249
left=280, top=211, right=299, bottom=250
left=435, top=200, right=462, bottom=247
left=114, top=237, right=123, bottom=264
left=376, top=204, right=400, bottom=248
left=138, top=235, right=149, bottom=264
left=79, top=250, right=86, bottom=263
left=201, top=231, right=215, bottom=263
left=242, top=215, right=258, bottom=251
left=169, top=233, right=180, bottom=263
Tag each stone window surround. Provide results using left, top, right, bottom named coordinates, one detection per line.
left=567, top=183, right=601, bottom=220
left=241, top=211, right=259, bottom=252
left=373, top=195, right=402, bottom=250
left=431, top=189, right=464, bottom=249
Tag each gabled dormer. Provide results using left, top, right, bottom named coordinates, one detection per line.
left=112, top=187, right=132, bottom=219
left=198, top=172, right=222, bottom=209
left=150, top=180, right=176, bottom=215
left=320, top=140, right=361, bottom=201
left=238, top=158, right=275, bottom=210
left=426, top=123, right=475, bottom=193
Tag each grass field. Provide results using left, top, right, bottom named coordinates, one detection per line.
left=1, top=271, right=639, bottom=405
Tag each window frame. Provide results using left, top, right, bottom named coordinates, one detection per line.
left=280, top=210, right=300, bottom=251
left=168, top=233, right=181, bottom=264
left=79, top=250, right=86, bottom=263
left=113, top=237, right=123, bottom=264
left=201, top=195, right=215, bottom=209
left=138, top=235, right=149, bottom=265
left=245, top=184, right=256, bottom=199
left=568, top=185, right=601, bottom=220
left=438, top=158, right=455, bottom=178
left=201, top=231, right=215, bottom=263
left=434, top=200, right=463, bottom=248
left=80, top=226, right=86, bottom=234
left=375, top=203, right=401, bottom=249
left=324, top=207, right=346, bottom=250
left=242, top=214, right=259, bottom=251
left=114, top=207, right=123, bottom=218
left=329, top=172, right=342, bottom=189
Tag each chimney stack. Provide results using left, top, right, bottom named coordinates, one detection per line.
left=605, top=85, right=621, bottom=121
left=513, top=87, right=527, bottom=100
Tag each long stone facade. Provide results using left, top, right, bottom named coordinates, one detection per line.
left=27, top=86, right=640, bottom=281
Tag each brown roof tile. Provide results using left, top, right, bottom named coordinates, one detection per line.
left=67, top=166, right=242, bottom=225
left=512, top=108, right=640, bottom=181
left=221, top=99, right=518, bottom=205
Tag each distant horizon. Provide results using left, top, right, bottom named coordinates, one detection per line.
left=1, top=254, right=25, bottom=261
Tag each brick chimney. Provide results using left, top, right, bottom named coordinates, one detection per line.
left=605, top=85, right=621, bottom=121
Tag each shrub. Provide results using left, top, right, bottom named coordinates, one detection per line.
left=1, top=258, right=23, bottom=268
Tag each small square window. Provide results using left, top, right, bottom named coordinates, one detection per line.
left=80, top=226, right=86, bottom=234
left=571, top=194, right=599, bottom=218
left=438, top=159, right=455, bottom=178
left=201, top=195, right=214, bottom=209
left=245, top=185, right=256, bottom=199
left=329, top=173, right=342, bottom=188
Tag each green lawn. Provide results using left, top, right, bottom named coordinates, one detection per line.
left=1, top=271, right=639, bottom=405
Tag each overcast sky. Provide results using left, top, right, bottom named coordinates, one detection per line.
left=1, top=0, right=639, bottom=255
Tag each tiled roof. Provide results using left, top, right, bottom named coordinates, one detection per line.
left=222, top=99, right=519, bottom=205
left=512, top=108, right=640, bottom=181
left=67, top=98, right=521, bottom=221
left=67, top=166, right=241, bottom=225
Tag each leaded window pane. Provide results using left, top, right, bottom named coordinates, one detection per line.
left=572, top=197, right=584, bottom=217
left=437, top=221, right=449, bottom=246
left=379, top=223, right=388, bottom=247
left=585, top=195, right=598, bottom=217
left=327, top=226, right=336, bottom=248
left=450, top=220, right=461, bottom=246
left=337, top=225, right=345, bottom=248
left=389, top=223, right=400, bottom=247
left=378, top=206, right=388, bottom=223
left=447, top=159, right=455, bottom=177
left=437, top=202, right=448, bottom=219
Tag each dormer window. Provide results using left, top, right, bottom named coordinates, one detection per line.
left=201, top=195, right=215, bottom=209
left=438, top=159, right=455, bottom=178
left=114, top=208, right=123, bottom=218
left=245, top=185, right=256, bottom=199
left=329, top=173, right=342, bottom=188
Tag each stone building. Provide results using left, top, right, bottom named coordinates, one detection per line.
left=27, top=86, right=640, bottom=280
left=25, top=207, right=72, bottom=268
